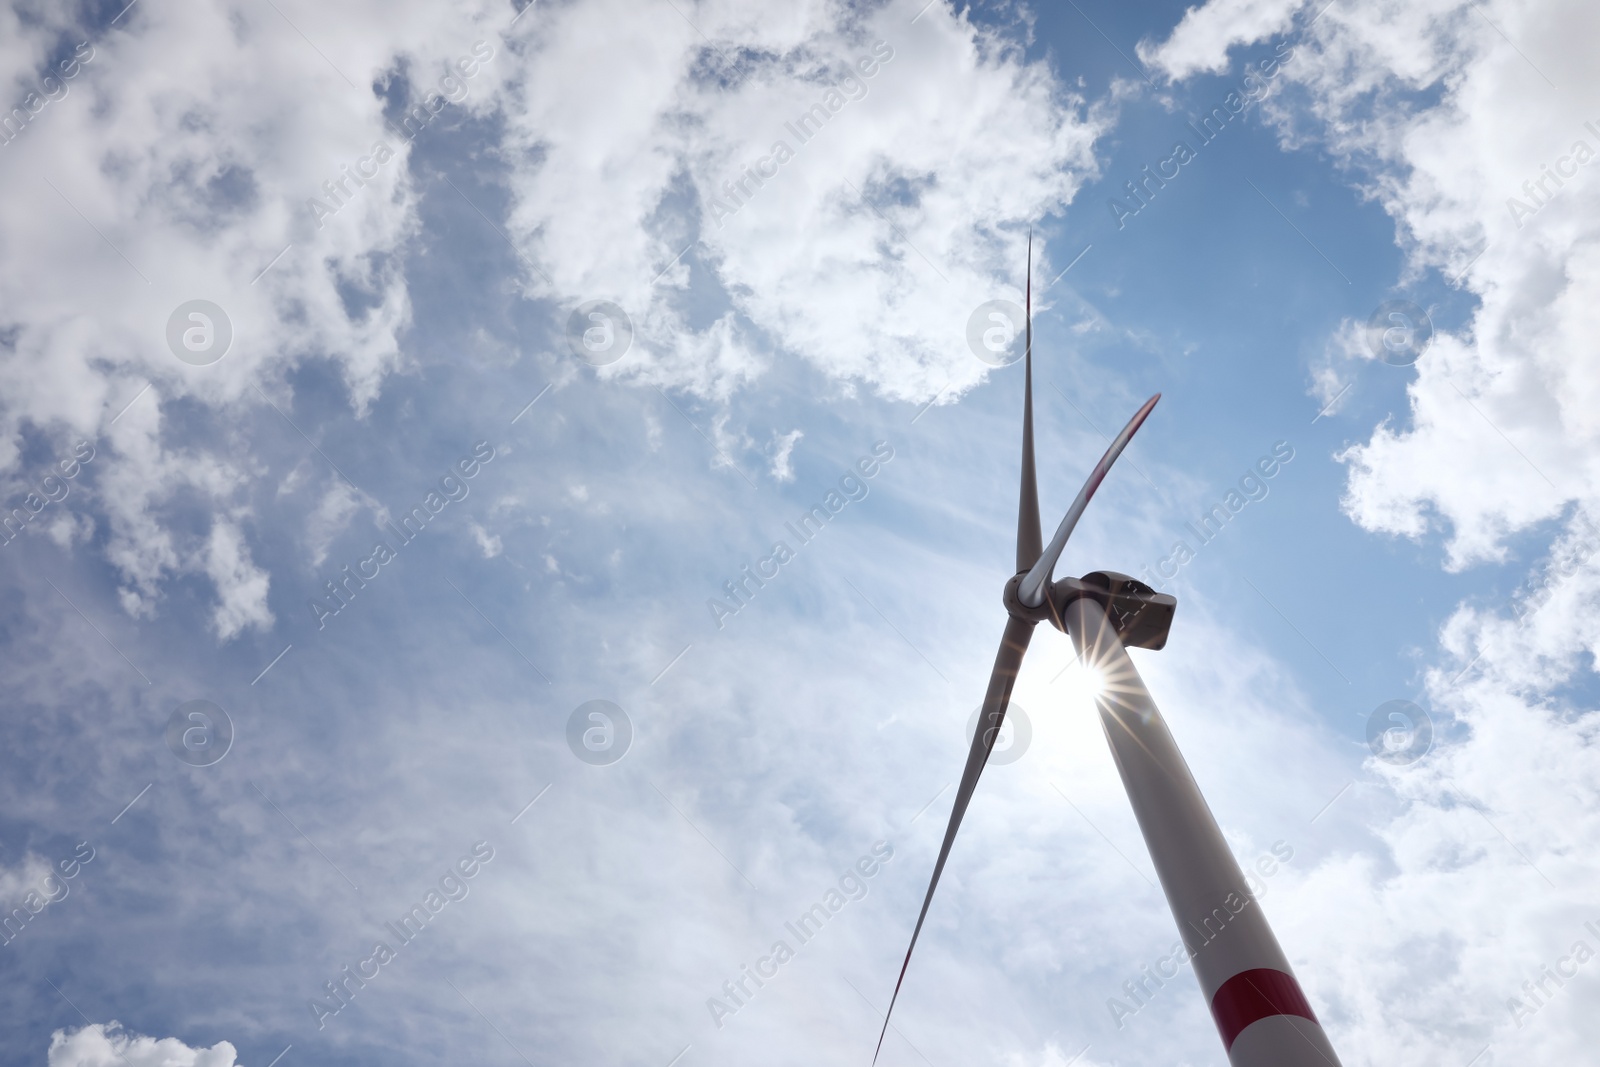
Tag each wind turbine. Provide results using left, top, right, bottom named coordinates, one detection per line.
left=873, top=237, right=1343, bottom=1067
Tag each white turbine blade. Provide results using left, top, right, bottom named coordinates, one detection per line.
left=1017, top=393, right=1159, bottom=607
left=1017, top=229, right=1042, bottom=571
left=873, top=615, right=1035, bottom=1064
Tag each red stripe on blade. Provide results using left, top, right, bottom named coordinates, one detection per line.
left=1209, top=968, right=1318, bottom=1050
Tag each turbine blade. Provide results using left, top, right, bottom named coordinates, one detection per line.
left=1017, top=393, right=1160, bottom=607
left=1017, top=229, right=1043, bottom=572
left=873, top=615, right=1036, bottom=1064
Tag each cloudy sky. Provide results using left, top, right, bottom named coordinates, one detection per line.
left=0, top=0, right=1596, bottom=1063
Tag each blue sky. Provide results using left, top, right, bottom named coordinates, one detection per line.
left=2, top=0, right=1598, bottom=1065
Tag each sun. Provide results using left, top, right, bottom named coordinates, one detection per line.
left=1055, top=654, right=1108, bottom=716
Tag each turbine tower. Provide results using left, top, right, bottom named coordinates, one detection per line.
left=873, top=236, right=1343, bottom=1067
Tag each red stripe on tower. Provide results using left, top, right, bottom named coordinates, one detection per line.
left=1209, top=968, right=1318, bottom=1050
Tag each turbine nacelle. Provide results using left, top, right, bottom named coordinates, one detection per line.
left=1002, top=569, right=1177, bottom=649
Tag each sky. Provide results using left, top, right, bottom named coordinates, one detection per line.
left=0, top=0, right=1596, bottom=1064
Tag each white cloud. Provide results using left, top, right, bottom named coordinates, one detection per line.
left=1137, top=0, right=1306, bottom=80
left=769, top=428, right=803, bottom=482
left=304, top=478, right=366, bottom=569
left=1267, top=0, right=1600, bottom=569
left=0, top=0, right=1109, bottom=645
left=1140, top=0, right=1600, bottom=608
left=41, top=510, right=94, bottom=550
left=497, top=0, right=1107, bottom=404
left=469, top=519, right=502, bottom=558
left=0, top=0, right=518, bottom=636
left=48, top=1023, right=236, bottom=1067
left=1135, top=0, right=1600, bottom=1059
left=0, top=852, right=56, bottom=906
left=203, top=515, right=273, bottom=640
